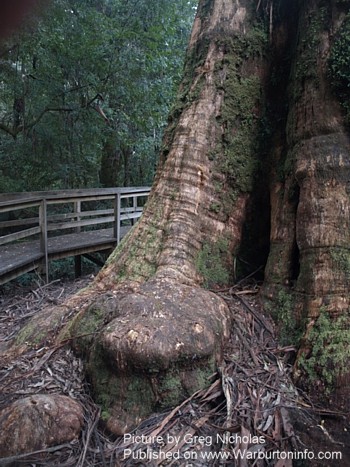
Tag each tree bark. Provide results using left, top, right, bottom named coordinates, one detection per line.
left=31, top=0, right=267, bottom=434
left=262, top=0, right=350, bottom=410
left=3, top=0, right=350, bottom=438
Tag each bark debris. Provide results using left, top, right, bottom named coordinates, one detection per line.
left=1, top=278, right=348, bottom=465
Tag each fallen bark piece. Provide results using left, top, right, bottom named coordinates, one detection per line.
left=0, top=394, right=84, bottom=458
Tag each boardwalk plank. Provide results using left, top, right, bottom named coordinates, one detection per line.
left=0, top=226, right=130, bottom=284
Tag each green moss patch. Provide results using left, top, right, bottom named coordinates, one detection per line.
left=196, top=238, right=231, bottom=288
left=15, top=306, right=65, bottom=348
left=329, top=11, right=350, bottom=121
left=299, top=308, right=350, bottom=391
left=88, top=341, right=215, bottom=434
left=213, top=25, right=268, bottom=198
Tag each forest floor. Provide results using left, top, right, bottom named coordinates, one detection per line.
left=0, top=276, right=349, bottom=466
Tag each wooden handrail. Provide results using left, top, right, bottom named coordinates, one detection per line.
left=0, top=197, right=43, bottom=213
left=0, top=186, right=151, bottom=202
left=0, top=226, right=41, bottom=246
left=0, top=187, right=151, bottom=282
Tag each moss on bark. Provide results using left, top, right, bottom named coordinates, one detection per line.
left=195, top=237, right=230, bottom=288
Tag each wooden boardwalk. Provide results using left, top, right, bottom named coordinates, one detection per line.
left=0, top=187, right=150, bottom=284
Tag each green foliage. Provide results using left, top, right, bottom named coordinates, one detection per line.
left=5, top=255, right=101, bottom=289
left=299, top=308, right=350, bottom=390
left=0, top=0, right=196, bottom=192
left=329, top=12, right=350, bottom=121
left=196, top=238, right=230, bottom=289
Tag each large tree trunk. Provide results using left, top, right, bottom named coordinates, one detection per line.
left=263, top=0, right=350, bottom=410
left=97, top=0, right=268, bottom=290
left=3, top=0, right=349, bottom=439
left=52, top=0, right=269, bottom=434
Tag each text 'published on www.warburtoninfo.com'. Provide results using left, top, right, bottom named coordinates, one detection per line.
left=122, top=432, right=343, bottom=464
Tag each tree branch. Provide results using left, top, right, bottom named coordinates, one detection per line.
left=0, top=121, right=18, bottom=138
left=0, top=107, right=75, bottom=138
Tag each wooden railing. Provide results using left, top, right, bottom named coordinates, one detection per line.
left=0, top=187, right=151, bottom=284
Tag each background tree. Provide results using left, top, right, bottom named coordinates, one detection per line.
left=0, top=0, right=196, bottom=191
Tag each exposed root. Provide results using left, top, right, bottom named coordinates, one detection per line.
left=0, top=279, right=348, bottom=466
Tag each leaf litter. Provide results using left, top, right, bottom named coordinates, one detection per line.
left=0, top=277, right=348, bottom=466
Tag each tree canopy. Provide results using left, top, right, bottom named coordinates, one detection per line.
left=0, top=0, right=197, bottom=192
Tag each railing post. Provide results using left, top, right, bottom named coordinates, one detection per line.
left=114, top=193, right=121, bottom=243
left=131, top=195, right=137, bottom=226
left=74, top=200, right=81, bottom=227
left=39, top=199, right=49, bottom=283
left=74, top=200, right=82, bottom=277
